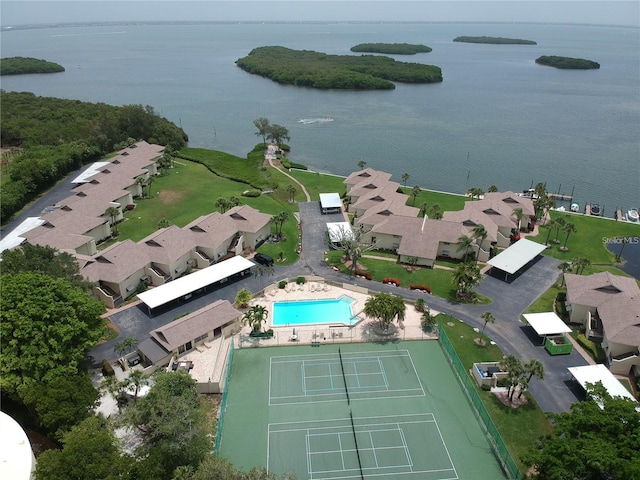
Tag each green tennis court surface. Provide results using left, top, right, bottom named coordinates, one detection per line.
left=220, top=341, right=507, bottom=480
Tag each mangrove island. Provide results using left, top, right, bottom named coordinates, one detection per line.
left=235, top=46, right=442, bottom=90
left=350, top=43, right=432, bottom=54
left=535, top=55, right=600, bottom=69
left=0, top=56, right=65, bottom=75
left=453, top=36, right=537, bottom=45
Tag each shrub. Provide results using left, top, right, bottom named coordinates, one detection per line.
left=102, top=359, right=115, bottom=377
left=296, top=276, right=306, bottom=285
left=481, top=384, right=492, bottom=391
left=242, top=189, right=261, bottom=197
left=410, top=284, right=432, bottom=293
left=415, top=298, right=426, bottom=312
left=556, top=291, right=567, bottom=302
left=354, top=269, right=373, bottom=280
left=383, top=277, right=401, bottom=286
left=278, top=280, right=287, bottom=289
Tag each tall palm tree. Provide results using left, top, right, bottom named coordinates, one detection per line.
left=512, top=207, right=527, bottom=232
left=572, top=256, right=591, bottom=275
left=114, top=336, right=138, bottom=358
left=215, top=197, right=230, bottom=213
left=615, top=238, right=628, bottom=262
left=401, top=172, right=410, bottom=187
left=157, top=218, right=171, bottom=229
left=553, top=217, right=566, bottom=243
left=500, top=354, right=524, bottom=401
left=451, top=262, right=481, bottom=301
left=123, top=369, right=148, bottom=404
left=561, top=222, right=577, bottom=250
left=357, top=160, right=367, bottom=170
left=524, top=359, right=545, bottom=383
left=429, top=204, right=443, bottom=220
left=543, top=218, right=558, bottom=245
left=557, top=261, right=571, bottom=286
left=480, top=311, right=495, bottom=343
left=105, top=206, right=120, bottom=236
left=411, top=185, right=421, bottom=206
left=456, top=235, right=474, bottom=262
left=472, top=224, right=488, bottom=263
left=276, top=211, right=289, bottom=237
left=487, top=185, right=498, bottom=193
left=135, top=176, right=147, bottom=198
left=418, top=202, right=429, bottom=218
left=287, top=184, right=297, bottom=203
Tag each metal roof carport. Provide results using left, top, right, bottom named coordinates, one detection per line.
left=523, top=312, right=572, bottom=345
left=137, top=255, right=254, bottom=313
left=487, top=238, right=547, bottom=281
left=568, top=364, right=638, bottom=406
left=319, top=193, right=343, bottom=214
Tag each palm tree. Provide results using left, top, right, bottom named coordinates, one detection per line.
left=558, top=261, right=571, bottom=286
left=401, top=172, right=410, bottom=188
left=135, top=176, right=147, bottom=198
left=543, top=218, right=558, bottom=245
left=524, top=359, right=545, bottom=384
left=325, top=224, right=377, bottom=275
left=479, top=311, right=495, bottom=344
left=242, top=305, right=268, bottom=334
left=357, top=160, right=367, bottom=170
left=615, top=237, right=628, bottom=262
left=429, top=204, right=443, bottom=220
left=561, top=222, right=577, bottom=250
left=487, top=185, right=498, bottom=193
left=363, top=292, right=406, bottom=332
left=287, top=184, right=297, bottom=203
left=114, top=336, right=138, bottom=358
left=253, top=117, right=271, bottom=147
left=105, top=206, right=120, bottom=236
left=215, top=197, right=230, bottom=213
left=229, top=196, right=240, bottom=207
left=467, top=187, right=484, bottom=200
left=145, top=175, right=154, bottom=198
left=472, top=224, right=488, bottom=263
left=456, top=235, right=474, bottom=262
left=500, top=354, right=524, bottom=401
left=122, top=369, right=148, bottom=403
left=512, top=207, right=527, bottom=232
left=411, top=185, right=421, bottom=206
left=572, top=256, right=591, bottom=275
left=234, top=288, right=253, bottom=309
left=421, top=307, right=436, bottom=332
left=157, top=218, right=171, bottom=229
left=253, top=263, right=274, bottom=290
left=275, top=211, right=289, bottom=237
left=451, top=262, right=481, bottom=301
left=418, top=202, right=429, bottom=218
left=553, top=217, right=566, bottom=243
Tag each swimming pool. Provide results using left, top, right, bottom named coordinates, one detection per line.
left=272, top=296, right=358, bottom=326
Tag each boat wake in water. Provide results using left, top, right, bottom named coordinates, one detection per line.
left=298, top=117, right=333, bottom=124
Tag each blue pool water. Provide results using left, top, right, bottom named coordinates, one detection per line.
left=272, top=297, right=357, bottom=326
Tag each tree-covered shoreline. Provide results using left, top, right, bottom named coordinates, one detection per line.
left=0, top=91, right=188, bottom=222
left=350, top=43, right=432, bottom=54
left=236, top=46, right=442, bottom=90
left=453, top=36, right=537, bottom=45
left=535, top=55, right=600, bottom=69
left=0, top=56, right=65, bottom=75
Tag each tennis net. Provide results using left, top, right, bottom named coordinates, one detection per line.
left=338, top=347, right=350, bottom=404
left=349, top=410, right=365, bottom=480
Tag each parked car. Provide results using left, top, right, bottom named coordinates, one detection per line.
left=253, top=253, right=274, bottom=266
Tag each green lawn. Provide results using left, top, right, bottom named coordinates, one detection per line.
left=437, top=314, right=553, bottom=474
left=528, top=211, right=640, bottom=264
left=400, top=186, right=468, bottom=213
left=287, top=169, right=348, bottom=201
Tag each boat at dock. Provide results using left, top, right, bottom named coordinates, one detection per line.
left=590, top=203, right=602, bottom=216
left=570, top=202, right=580, bottom=212
left=628, top=209, right=639, bottom=223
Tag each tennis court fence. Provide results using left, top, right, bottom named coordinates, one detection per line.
left=438, top=324, right=523, bottom=480
left=213, top=338, right=234, bottom=456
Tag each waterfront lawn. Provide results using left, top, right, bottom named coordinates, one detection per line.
left=437, top=315, right=553, bottom=474
left=528, top=211, right=640, bottom=264
left=287, top=169, right=348, bottom=201
left=400, top=186, right=468, bottom=213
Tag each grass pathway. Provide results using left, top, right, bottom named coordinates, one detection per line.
left=267, top=157, right=311, bottom=202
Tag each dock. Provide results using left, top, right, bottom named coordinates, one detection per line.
left=549, top=192, right=573, bottom=202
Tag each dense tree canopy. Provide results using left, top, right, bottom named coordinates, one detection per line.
left=178, top=455, right=297, bottom=480
left=34, top=415, right=134, bottom=480
left=125, top=371, right=211, bottom=479
left=1, top=243, right=90, bottom=290
left=522, top=383, right=640, bottom=479
left=453, top=36, right=537, bottom=45
left=350, top=43, right=432, bottom=54
left=236, top=46, right=442, bottom=90
left=0, top=56, right=65, bottom=75
left=0, top=91, right=188, bottom=221
left=0, top=272, right=105, bottom=394
left=535, top=55, right=600, bottom=69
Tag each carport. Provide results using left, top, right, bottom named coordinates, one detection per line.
left=319, top=193, right=342, bottom=214
left=523, top=312, right=573, bottom=354
left=568, top=364, right=638, bottom=406
left=137, top=255, right=254, bottom=314
left=487, top=238, right=547, bottom=281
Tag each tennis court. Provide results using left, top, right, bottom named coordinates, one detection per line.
left=219, top=341, right=507, bottom=480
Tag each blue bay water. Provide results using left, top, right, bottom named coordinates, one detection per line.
left=1, top=22, right=638, bottom=213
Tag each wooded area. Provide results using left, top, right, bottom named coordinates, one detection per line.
left=350, top=43, right=433, bottom=54
left=0, top=56, right=65, bottom=75
left=236, top=46, right=442, bottom=89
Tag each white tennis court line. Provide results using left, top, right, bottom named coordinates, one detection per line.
left=268, top=413, right=457, bottom=480
left=269, top=350, right=425, bottom=405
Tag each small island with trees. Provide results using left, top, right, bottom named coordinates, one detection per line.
left=453, top=36, right=537, bottom=45
left=350, top=43, right=432, bottom=54
left=535, top=55, right=600, bottom=69
left=1, top=56, right=65, bottom=75
left=236, top=46, right=442, bottom=90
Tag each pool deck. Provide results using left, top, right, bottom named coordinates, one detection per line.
left=239, top=280, right=439, bottom=347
